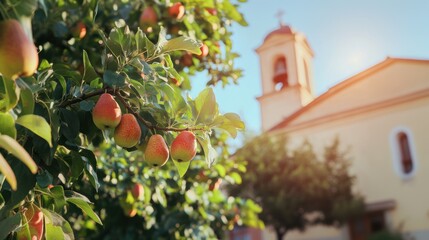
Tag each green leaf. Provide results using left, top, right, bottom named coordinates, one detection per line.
left=223, top=0, right=248, bottom=26
left=67, top=198, right=103, bottom=225
left=229, top=172, right=242, bottom=184
left=1, top=76, right=20, bottom=111
left=194, top=87, right=218, bottom=124
left=0, top=213, right=21, bottom=240
left=45, top=224, right=64, bottom=240
left=42, top=209, right=75, bottom=240
left=82, top=50, right=99, bottom=83
left=154, top=187, right=167, bottom=208
left=19, top=87, right=34, bottom=115
left=212, top=113, right=245, bottom=138
left=0, top=135, right=37, bottom=174
left=103, top=70, right=126, bottom=87
left=84, top=162, right=100, bottom=191
left=144, top=35, right=156, bottom=58
left=98, top=30, right=123, bottom=57
left=16, top=114, right=52, bottom=147
left=0, top=112, right=16, bottom=139
left=173, top=160, right=191, bottom=178
left=160, top=37, right=202, bottom=55
left=14, top=0, right=38, bottom=16
left=50, top=186, right=67, bottom=212
left=135, top=28, right=146, bottom=53
left=36, top=169, right=53, bottom=188
left=224, top=113, right=245, bottom=130
left=79, top=100, right=95, bottom=112
left=196, top=133, right=218, bottom=167
left=0, top=153, right=16, bottom=190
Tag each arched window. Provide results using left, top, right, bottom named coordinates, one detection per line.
left=397, top=132, right=413, bottom=174
left=390, top=127, right=417, bottom=179
left=273, top=56, right=288, bottom=91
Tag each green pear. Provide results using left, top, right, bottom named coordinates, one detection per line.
left=92, top=93, right=122, bottom=130
left=0, top=20, right=39, bottom=80
left=171, top=131, right=197, bottom=162
left=114, top=113, right=141, bottom=148
left=144, top=134, right=169, bottom=167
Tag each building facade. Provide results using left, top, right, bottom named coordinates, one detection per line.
left=233, top=24, right=429, bottom=240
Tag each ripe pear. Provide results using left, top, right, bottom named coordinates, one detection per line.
left=198, top=44, right=209, bottom=59
left=144, top=134, right=169, bottom=167
left=139, top=7, right=158, bottom=27
left=168, top=2, right=185, bottom=20
left=171, top=131, right=197, bottom=162
left=26, top=204, right=44, bottom=240
left=0, top=20, right=39, bottom=80
left=131, top=183, right=144, bottom=201
left=92, top=93, right=122, bottom=130
left=71, top=21, right=87, bottom=39
left=114, top=114, right=141, bottom=148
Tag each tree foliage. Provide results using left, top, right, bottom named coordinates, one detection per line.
left=230, top=134, right=364, bottom=240
left=0, top=0, right=262, bottom=239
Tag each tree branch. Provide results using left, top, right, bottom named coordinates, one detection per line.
left=57, top=86, right=206, bottom=132
left=112, top=92, right=206, bottom=132
left=57, top=86, right=113, bottom=108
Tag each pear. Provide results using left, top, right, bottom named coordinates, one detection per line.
left=171, top=131, right=197, bottom=162
left=131, top=183, right=144, bottom=201
left=168, top=2, right=185, bottom=20
left=24, top=204, right=44, bottom=240
left=114, top=114, right=141, bottom=148
left=92, top=93, right=122, bottom=130
left=144, top=134, right=169, bottom=167
left=139, top=7, right=158, bottom=27
left=0, top=20, right=39, bottom=80
left=71, top=21, right=87, bottom=39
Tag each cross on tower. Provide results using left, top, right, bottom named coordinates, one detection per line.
left=276, top=10, right=285, bottom=26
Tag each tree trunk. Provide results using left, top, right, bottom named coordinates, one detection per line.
left=275, top=228, right=286, bottom=240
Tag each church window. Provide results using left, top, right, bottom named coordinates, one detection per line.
left=273, top=56, right=288, bottom=91
left=390, top=127, right=417, bottom=179
left=397, top=132, right=413, bottom=174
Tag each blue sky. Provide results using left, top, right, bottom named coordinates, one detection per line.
left=191, top=0, right=429, bottom=137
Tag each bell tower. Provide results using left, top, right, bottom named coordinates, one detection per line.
left=256, top=23, right=315, bottom=131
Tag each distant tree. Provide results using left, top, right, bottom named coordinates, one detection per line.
left=230, top=134, right=364, bottom=240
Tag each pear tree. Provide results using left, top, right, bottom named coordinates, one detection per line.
left=0, top=0, right=262, bottom=239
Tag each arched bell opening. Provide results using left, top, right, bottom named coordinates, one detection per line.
left=273, top=56, right=288, bottom=91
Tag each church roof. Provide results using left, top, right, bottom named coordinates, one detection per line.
left=263, top=24, right=294, bottom=42
left=269, top=57, right=429, bottom=132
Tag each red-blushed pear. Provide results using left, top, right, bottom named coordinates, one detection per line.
left=205, top=7, right=217, bottom=15
left=171, top=131, right=197, bottom=162
left=0, top=20, right=38, bottom=80
left=139, top=6, right=158, bottom=28
left=114, top=114, right=142, bottom=148
left=21, top=204, right=44, bottom=240
left=131, top=183, right=144, bottom=201
left=71, top=21, right=87, bottom=39
left=92, top=93, right=122, bottom=130
left=144, top=134, right=169, bottom=167
left=168, top=2, right=185, bottom=20
left=124, top=206, right=137, bottom=217
left=208, top=178, right=222, bottom=191
left=198, top=44, right=209, bottom=58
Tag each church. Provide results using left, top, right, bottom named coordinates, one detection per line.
left=231, top=23, right=429, bottom=240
